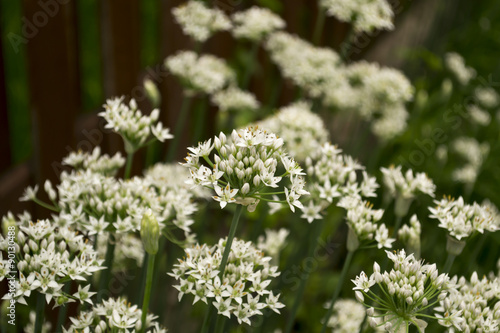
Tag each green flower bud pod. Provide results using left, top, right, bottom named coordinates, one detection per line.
left=141, top=210, right=160, bottom=255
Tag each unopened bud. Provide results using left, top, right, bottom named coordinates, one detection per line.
left=140, top=210, right=160, bottom=255
left=144, top=78, right=161, bottom=109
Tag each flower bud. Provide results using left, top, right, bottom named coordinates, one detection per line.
left=144, top=78, right=161, bottom=108
left=140, top=210, right=160, bottom=255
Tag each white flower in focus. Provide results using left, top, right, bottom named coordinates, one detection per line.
left=172, top=1, right=231, bottom=42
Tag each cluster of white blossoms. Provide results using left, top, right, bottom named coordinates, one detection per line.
left=324, top=61, right=413, bottom=141
left=97, top=233, right=144, bottom=272
left=182, top=127, right=309, bottom=212
left=435, top=272, right=500, bottom=332
left=324, top=298, right=383, bottom=333
left=169, top=238, right=284, bottom=325
left=172, top=0, right=231, bottom=42
left=255, top=102, right=329, bottom=162
left=398, top=214, right=422, bottom=258
left=99, top=97, right=173, bottom=154
left=165, top=51, right=235, bottom=95
left=63, top=147, right=125, bottom=176
left=444, top=52, right=477, bottom=86
left=257, top=228, right=289, bottom=261
left=381, top=165, right=436, bottom=217
left=211, top=86, right=260, bottom=112
left=0, top=215, right=104, bottom=306
left=339, top=196, right=394, bottom=250
left=467, top=104, right=492, bottom=126
left=63, top=297, right=167, bottom=333
left=353, top=250, right=462, bottom=332
left=231, top=6, right=285, bottom=42
left=474, top=86, right=500, bottom=109
left=299, top=142, right=378, bottom=223
left=265, top=31, right=341, bottom=98
left=319, top=0, right=394, bottom=34
left=429, top=196, right=498, bottom=242
left=451, top=137, right=489, bottom=185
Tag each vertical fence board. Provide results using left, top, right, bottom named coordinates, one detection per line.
left=0, top=28, right=12, bottom=173
left=22, top=0, right=80, bottom=188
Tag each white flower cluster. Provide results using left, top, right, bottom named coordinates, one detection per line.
left=257, top=228, right=289, bottom=260
left=97, top=233, right=144, bottom=272
left=467, top=104, right=491, bottom=126
left=339, top=196, right=394, bottom=250
left=474, top=86, right=500, bottom=109
left=324, top=61, right=413, bottom=141
left=255, top=101, right=329, bottom=162
left=231, top=6, right=285, bottom=41
left=435, top=272, right=500, bottom=332
left=398, top=214, right=421, bottom=258
left=62, top=147, right=125, bottom=177
left=429, top=196, right=498, bottom=241
left=172, top=0, right=231, bottom=42
left=265, top=31, right=341, bottom=98
left=63, top=297, right=167, bottom=333
left=300, top=142, right=378, bottom=223
left=353, top=250, right=461, bottom=332
left=169, top=238, right=284, bottom=325
left=444, top=52, right=476, bottom=86
left=211, top=86, right=260, bottom=112
left=99, top=97, right=173, bottom=154
left=319, top=0, right=394, bottom=33
left=451, top=137, right=489, bottom=185
left=182, top=127, right=309, bottom=212
left=381, top=165, right=436, bottom=217
left=323, top=298, right=382, bottom=333
left=0, top=216, right=104, bottom=306
left=165, top=51, right=235, bottom=95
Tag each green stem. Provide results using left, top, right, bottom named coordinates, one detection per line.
left=312, top=8, right=326, bottom=45
left=214, top=315, right=226, bottom=333
left=443, top=253, right=456, bottom=273
left=137, top=253, right=149, bottom=305
left=56, top=282, right=72, bottom=331
left=193, top=99, right=209, bottom=144
left=392, top=216, right=403, bottom=239
left=140, top=253, right=156, bottom=333
left=34, top=292, right=45, bottom=333
left=340, top=25, right=355, bottom=62
left=320, top=250, right=355, bottom=333
left=200, top=306, right=212, bottom=333
left=241, top=42, right=259, bottom=89
left=284, top=219, right=324, bottom=333
left=218, top=205, right=244, bottom=279
left=124, top=152, right=134, bottom=179
left=166, top=96, right=193, bottom=162
left=33, top=198, right=60, bottom=212
left=98, top=234, right=116, bottom=300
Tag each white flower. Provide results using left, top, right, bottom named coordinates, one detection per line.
left=165, top=51, right=235, bottom=95
left=213, top=185, right=238, bottom=209
left=319, top=0, right=394, bottom=33
left=444, top=52, right=476, bottom=85
left=172, top=0, right=231, bottom=42
left=20, top=185, right=39, bottom=202
left=231, top=6, right=285, bottom=41
left=211, top=86, right=260, bottom=112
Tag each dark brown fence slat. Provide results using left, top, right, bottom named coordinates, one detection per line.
left=99, top=0, right=142, bottom=174
left=0, top=26, right=12, bottom=174
left=22, top=0, right=80, bottom=188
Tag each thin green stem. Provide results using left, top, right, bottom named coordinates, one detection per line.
left=443, top=253, right=456, bottom=273
left=166, top=96, right=193, bottom=162
left=124, top=152, right=134, bottom=179
left=193, top=99, right=208, bottom=144
left=98, top=234, right=116, bottom=300
left=392, top=216, right=403, bottom=239
left=200, top=306, right=212, bottom=333
left=56, top=282, right=72, bottom=331
left=34, top=292, right=45, bottom=333
left=206, top=205, right=244, bottom=332
left=241, top=42, right=259, bottom=89
left=218, top=205, right=244, bottom=279
left=312, top=8, right=326, bottom=45
left=33, top=198, right=60, bottom=212
left=320, top=250, right=355, bottom=333
left=284, top=219, right=324, bottom=333
left=140, top=253, right=156, bottom=333
left=214, top=315, right=226, bottom=333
